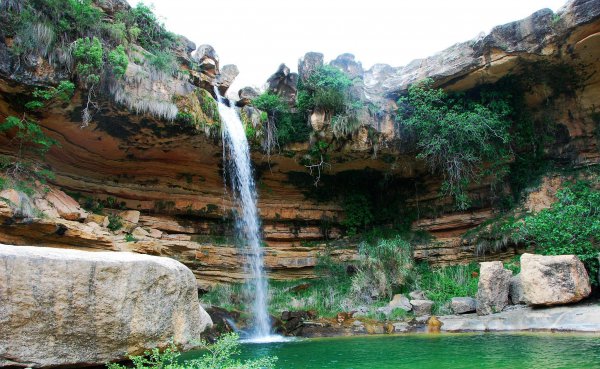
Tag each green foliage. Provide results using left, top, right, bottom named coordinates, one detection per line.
left=297, top=65, right=362, bottom=137
left=127, top=2, right=178, bottom=53
left=106, top=333, right=276, bottom=369
left=341, top=194, right=374, bottom=236
left=147, top=50, right=177, bottom=74
left=0, top=82, right=70, bottom=192
left=397, top=78, right=512, bottom=209
left=125, top=233, right=137, bottom=242
left=108, top=45, right=129, bottom=79
left=107, top=214, right=123, bottom=231
left=517, top=177, right=600, bottom=285
left=73, top=37, right=103, bottom=86
left=411, top=263, right=479, bottom=314
left=252, top=92, right=289, bottom=115
left=252, top=92, right=310, bottom=146
left=351, top=236, right=414, bottom=301
left=300, top=65, right=353, bottom=113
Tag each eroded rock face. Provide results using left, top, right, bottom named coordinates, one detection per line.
left=0, top=244, right=212, bottom=368
left=476, top=261, right=512, bottom=315
left=520, top=253, right=591, bottom=306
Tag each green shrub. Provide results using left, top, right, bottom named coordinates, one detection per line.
left=517, top=177, right=600, bottom=284
left=73, top=37, right=103, bottom=86
left=128, top=2, right=178, bottom=53
left=351, top=236, right=414, bottom=302
left=108, top=45, right=129, bottom=79
left=106, top=333, right=277, bottom=369
left=397, top=78, right=512, bottom=209
left=341, top=193, right=374, bottom=236
left=297, top=64, right=354, bottom=115
left=107, top=214, right=123, bottom=231
left=252, top=92, right=310, bottom=146
left=411, top=263, right=479, bottom=314
left=0, top=81, right=72, bottom=192
left=147, top=50, right=177, bottom=74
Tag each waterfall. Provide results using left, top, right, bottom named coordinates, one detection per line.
left=215, top=88, right=272, bottom=340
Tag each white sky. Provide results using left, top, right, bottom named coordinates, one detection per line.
left=127, top=0, right=566, bottom=93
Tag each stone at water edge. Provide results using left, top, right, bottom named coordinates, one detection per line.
left=450, top=297, right=477, bottom=314
left=410, top=300, right=434, bottom=316
left=427, top=316, right=442, bottom=333
left=0, top=244, right=212, bottom=368
left=520, top=253, right=591, bottom=306
left=476, top=261, right=512, bottom=315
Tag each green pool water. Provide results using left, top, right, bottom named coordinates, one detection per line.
left=184, top=333, right=600, bottom=369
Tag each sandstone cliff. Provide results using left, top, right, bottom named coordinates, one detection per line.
left=0, top=0, right=598, bottom=288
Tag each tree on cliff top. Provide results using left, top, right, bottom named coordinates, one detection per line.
left=397, top=78, right=512, bottom=209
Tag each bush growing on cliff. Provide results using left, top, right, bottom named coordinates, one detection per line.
left=0, top=81, right=74, bottom=193
left=397, top=78, right=512, bottom=209
left=350, top=236, right=415, bottom=302
left=251, top=92, right=310, bottom=149
left=106, top=333, right=277, bottom=369
left=516, top=176, right=600, bottom=284
left=296, top=65, right=363, bottom=138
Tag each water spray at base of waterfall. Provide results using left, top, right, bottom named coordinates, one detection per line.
left=215, top=88, right=284, bottom=341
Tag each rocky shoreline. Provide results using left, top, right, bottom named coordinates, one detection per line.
left=271, top=301, right=600, bottom=338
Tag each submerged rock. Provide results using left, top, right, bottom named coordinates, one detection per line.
left=520, top=253, right=591, bottom=306
left=0, top=244, right=212, bottom=368
left=476, top=261, right=512, bottom=315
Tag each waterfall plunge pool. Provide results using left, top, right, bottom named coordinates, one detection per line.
left=181, top=332, right=600, bottom=369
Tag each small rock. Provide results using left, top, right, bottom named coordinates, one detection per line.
left=509, top=275, right=525, bottom=305
left=409, top=290, right=426, bottom=300
left=451, top=297, right=477, bottom=314
left=410, top=300, right=434, bottom=316
left=118, top=210, right=140, bottom=224
left=85, top=214, right=109, bottom=228
left=45, top=189, right=87, bottom=221
left=148, top=228, right=163, bottom=238
left=392, top=322, right=410, bottom=333
left=520, top=253, right=591, bottom=306
left=388, top=294, right=412, bottom=311
left=352, top=306, right=369, bottom=317
left=131, top=227, right=150, bottom=239
left=476, top=261, right=512, bottom=315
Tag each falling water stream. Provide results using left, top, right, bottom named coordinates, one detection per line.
left=215, top=88, right=286, bottom=342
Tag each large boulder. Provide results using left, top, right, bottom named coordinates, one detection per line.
left=476, top=261, right=512, bottom=315
left=266, top=63, right=299, bottom=104
left=0, top=244, right=212, bottom=368
left=298, top=52, right=324, bottom=81
left=520, top=253, right=591, bottom=306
